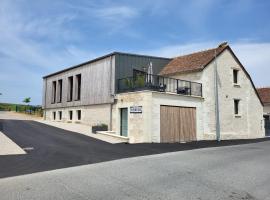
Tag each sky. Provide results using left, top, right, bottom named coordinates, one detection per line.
left=0, top=0, right=270, bottom=105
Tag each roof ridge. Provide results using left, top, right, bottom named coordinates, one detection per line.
left=172, top=42, right=228, bottom=59
left=173, top=46, right=218, bottom=59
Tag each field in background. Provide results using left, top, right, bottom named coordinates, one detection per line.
left=0, top=103, right=43, bottom=117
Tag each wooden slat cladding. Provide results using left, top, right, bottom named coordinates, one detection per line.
left=43, top=56, right=115, bottom=109
left=160, top=106, right=196, bottom=143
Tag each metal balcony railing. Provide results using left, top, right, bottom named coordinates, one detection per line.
left=117, top=74, right=202, bottom=97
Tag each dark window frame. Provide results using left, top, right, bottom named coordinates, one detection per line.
left=69, top=110, right=73, bottom=120
left=58, top=111, right=62, bottom=120
left=67, top=76, right=73, bottom=102
left=75, top=74, right=81, bottom=101
left=51, top=81, right=57, bottom=104
left=233, top=69, right=239, bottom=84
left=53, top=111, right=56, bottom=120
left=77, top=110, right=81, bottom=120
left=234, top=99, right=240, bottom=115
left=57, top=79, right=63, bottom=103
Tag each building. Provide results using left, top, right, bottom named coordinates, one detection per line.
left=257, top=87, right=270, bottom=117
left=42, top=42, right=265, bottom=143
left=257, top=87, right=270, bottom=136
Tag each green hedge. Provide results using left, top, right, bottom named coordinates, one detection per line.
left=0, top=103, right=43, bottom=116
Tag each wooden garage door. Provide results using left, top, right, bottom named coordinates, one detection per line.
left=160, top=106, right=196, bottom=143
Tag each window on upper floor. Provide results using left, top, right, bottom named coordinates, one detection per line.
left=234, top=99, right=240, bottom=116
left=51, top=81, right=56, bottom=104
left=75, top=74, right=81, bottom=101
left=233, top=69, right=239, bottom=84
left=67, top=76, right=73, bottom=101
left=57, top=79, right=63, bottom=103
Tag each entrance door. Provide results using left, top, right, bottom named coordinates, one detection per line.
left=160, top=105, right=196, bottom=143
left=265, top=116, right=270, bottom=136
left=120, top=108, right=128, bottom=137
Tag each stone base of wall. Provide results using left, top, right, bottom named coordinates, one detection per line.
left=203, top=132, right=264, bottom=140
left=44, top=104, right=111, bottom=128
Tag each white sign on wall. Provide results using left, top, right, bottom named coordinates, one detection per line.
left=130, top=106, right=142, bottom=113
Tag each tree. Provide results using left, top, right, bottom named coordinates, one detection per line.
left=23, top=97, right=31, bottom=104
left=23, top=97, right=31, bottom=113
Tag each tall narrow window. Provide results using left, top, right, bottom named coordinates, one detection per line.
left=57, top=79, right=63, bottom=103
left=53, top=111, right=56, bottom=120
left=68, top=76, right=73, bottom=101
left=51, top=81, right=56, bottom=104
left=234, top=99, right=240, bottom=115
left=233, top=69, right=239, bottom=84
left=75, top=74, right=81, bottom=100
left=77, top=110, right=81, bottom=120
left=58, top=111, right=62, bottom=120
left=69, top=110, right=73, bottom=120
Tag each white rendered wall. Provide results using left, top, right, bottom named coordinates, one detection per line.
left=44, top=104, right=111, bottom=127
left=113, top=91, right=203, bottom=143
left=173, top=49, right=264, bottom=139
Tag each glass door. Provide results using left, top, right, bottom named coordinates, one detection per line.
left=120, top=108, right=128, bottom=137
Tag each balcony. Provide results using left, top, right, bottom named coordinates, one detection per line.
left=117, top=74, right=202, bottom=97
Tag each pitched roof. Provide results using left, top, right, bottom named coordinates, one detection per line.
left=159, top=42, right=263, bottom=106
left=159, top=42, right=228, bottom=76
left=257, top=87, right=270, bottom=105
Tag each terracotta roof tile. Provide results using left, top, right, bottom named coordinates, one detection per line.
left=159, top=43, right=228, bottom=76
left=257, top=88, right=270, bottom=104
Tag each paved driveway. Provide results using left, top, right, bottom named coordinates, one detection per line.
left=0, top=119, right=269, bottom=178
left=1, top=139, right=270, bottom=200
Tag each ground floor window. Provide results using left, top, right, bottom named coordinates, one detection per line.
left=69, top=110, right=73, bottom=120
left=53, top=111, right=56, bottom=120
left=77, top=110, right=81, bottom=120
left=58, top=111, right=62, bottom=120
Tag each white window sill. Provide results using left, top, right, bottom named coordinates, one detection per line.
left=233, top=84, right=241, bottom=87
left=234, top=114, right=242, bottom=118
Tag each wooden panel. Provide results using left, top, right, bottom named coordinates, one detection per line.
left=172, top=107, right=180, bottom=142
left=160, top=106, right=168, bottom=143
left=44, top=56, right=115, bottom=109
left=160, top=106, right=196, bottom=143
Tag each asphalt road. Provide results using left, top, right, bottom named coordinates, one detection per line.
left=0, top=119, right=269, bottom=179
left=1, top=139, right=270, bottom=200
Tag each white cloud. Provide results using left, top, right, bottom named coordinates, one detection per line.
left=95, top=6, right=138, bottom=21
left=63, top=3, right=139, bottom=35
left=141, top=42, right=216, bottom=57
left=142, top=41, right=270, bottom=87
left=0, top=1, right=95, bottom=104
left=93, top=5, right=139, bottom=35
left=0, top=0, right=269, bottom=105
left=231, top=42, right=270, bottom=87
